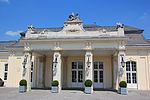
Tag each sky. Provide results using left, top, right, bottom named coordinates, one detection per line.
left=0, top=0, right=150, bottom=41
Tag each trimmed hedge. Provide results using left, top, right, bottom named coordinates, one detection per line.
left=19, top=79, right=27, bottom=86
left=84, top=80, right=92, bottom=87
left=52, top=80, right=59, bottom=86
left=119, top=81, right=127, bottom=88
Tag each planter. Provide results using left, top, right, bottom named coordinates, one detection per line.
left=84, top=87, right=93, bottom=94
left=19, top=86, right=26, bottom=93
left=119, top=87, right=127, bottom=95
left=51, top=86, right=59, bottom=93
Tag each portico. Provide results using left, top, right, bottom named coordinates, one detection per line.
left=19, top=13, right=127, bottom=91
left=22, top=41, right=126, bottom=91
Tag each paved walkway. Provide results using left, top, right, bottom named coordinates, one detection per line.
left=0, top=87, right=150, bottom=100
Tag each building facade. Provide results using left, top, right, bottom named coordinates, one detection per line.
left=0, top=14, right=150, bottom=91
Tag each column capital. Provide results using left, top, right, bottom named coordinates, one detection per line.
left=83, top=48, right=93, bottom=52
left=53, top=48, right=62, bottom=51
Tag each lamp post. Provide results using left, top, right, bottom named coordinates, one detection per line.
left=121, top=56, right=125, bottom=68
left=22, top=55, right=28, bottom=68
left=53, top=57, right=58, bottom=68
left=87, top=55, right=91, bottom=68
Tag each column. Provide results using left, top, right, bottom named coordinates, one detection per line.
left=117, top=50, right=126, bottom=89
left=22, top=51, right=32, bottom=91
left=52, top=51, right=61, bottom=91
left=112, top=54, right=118, bottom=90
left=85, top=51, right=93, bottom=86
left=113, top=50, right=126, bottom=90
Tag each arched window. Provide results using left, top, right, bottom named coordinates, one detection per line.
left=126, top=61, right=137, bottom=88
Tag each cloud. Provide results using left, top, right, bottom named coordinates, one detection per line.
left=5, top=30, right=22, bottom=36
left=139, top=12, right=149, bottom=22
left=0, top=0, right=10, bottom=3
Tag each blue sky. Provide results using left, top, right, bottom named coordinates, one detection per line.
left=0, top=0, right=150, bottom=40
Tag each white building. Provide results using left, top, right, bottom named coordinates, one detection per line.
left=0, top=13, right=150, bottom=91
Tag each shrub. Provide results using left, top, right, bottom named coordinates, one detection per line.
left=119, top=81, right=127, bottom=88
left=52, top=80, right=59, bottom=86
left=19, top=79, right=27, bottom=86
left=84, top=80, right=92, bottom=87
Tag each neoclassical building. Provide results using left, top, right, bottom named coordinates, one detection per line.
left=0, top=14, right=150, bottom=91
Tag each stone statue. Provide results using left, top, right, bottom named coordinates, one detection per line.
left=68, top=12, right=80, bottom=21
left=116, top=22, right=124, bottom=28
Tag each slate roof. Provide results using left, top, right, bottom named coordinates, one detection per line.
left=125, top=34, right=150, bottom=45
left=0, top=41, right=17, bottom=51
left=27, top=25, right=143, bottom=33
left=20, top=25, right=144, bottom=38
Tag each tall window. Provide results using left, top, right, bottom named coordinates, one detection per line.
left=94, top=61, right=103, bottom=83
left=4, top=64, right=8, bottom=80
left=126, top=61, right=137, bottom=84
left=31, top=62, right=34, bottom=82
left=72, top=61, right=83, bottom=83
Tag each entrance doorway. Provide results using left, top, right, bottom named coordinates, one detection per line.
left=71, top=61, right=83, bottom=88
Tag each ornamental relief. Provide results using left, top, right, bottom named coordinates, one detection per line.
left=126, top=57, right=137, bottom=62
left=85, top=42, right=92, bottom=50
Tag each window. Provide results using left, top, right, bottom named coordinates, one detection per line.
left=4, top=64, right=8, bottom=80
left=94, top=61, right=103, bottom=83
left=72, top=61, right=83, bottom=83
left=126, top=61, right=137, bottom=84
left=4, top=64, right=8, bottom=71
left=4, top=72, right=8, bottom=80
left=31, top=62, right=34, bottom=82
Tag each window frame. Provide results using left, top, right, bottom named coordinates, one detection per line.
left=93, top=61, right=104, bottom=83
left=126, top=61, right=137, bottom=84
left=4, top=63, right=8, bottom=80
left=71, top=61, right=83, bottom=83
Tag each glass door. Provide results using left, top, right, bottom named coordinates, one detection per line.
left=126, top=61, right=137, bottom=88
left=71, top=61, right=83, bottom=88
left=93, top=61, right=104, bottom=88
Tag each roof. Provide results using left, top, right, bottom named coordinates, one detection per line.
left=125, top=34, right=150, bottom=45
left=27, top=24, right=143, bottom=33
left=0, top=24, right=149, bottom=50
left=20, top=24, right=143, bottom=38
left=0, top=41, right=17, bottom=51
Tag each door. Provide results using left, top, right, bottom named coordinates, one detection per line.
left=126, top=61, right=137, bottom=88
left=71, top=61, right=83, bottom=88
left=93, top=61, right=104, bottom=88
